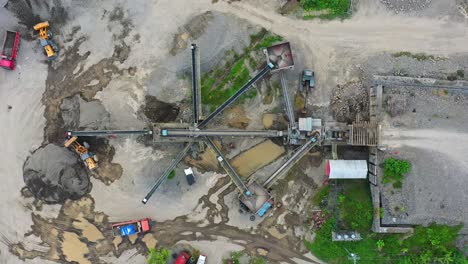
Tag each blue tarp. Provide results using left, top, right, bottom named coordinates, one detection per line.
left=120, top=224, right=136, bottom=236
left=257, top=201, right=272, bottom=217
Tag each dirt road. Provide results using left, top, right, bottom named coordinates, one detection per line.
left=212, top=0, right=468, bottom=105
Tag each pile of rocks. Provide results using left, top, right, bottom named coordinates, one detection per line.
left=23, top=144, right=91, bottom=203
left=330, top=81, right=369, bottom=123
left=380, top=0, right=432, bottom=13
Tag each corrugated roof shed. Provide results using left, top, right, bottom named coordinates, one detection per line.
left=326, top=160, right=368, bottom=179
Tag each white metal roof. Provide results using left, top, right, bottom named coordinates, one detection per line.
left=327, top=160, right=368, bottom=179
left=184, top=168, right=193, bottom=175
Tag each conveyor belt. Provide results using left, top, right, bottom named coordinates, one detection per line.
left=191, top=44, right=200, bottom=125
left=280, top=71, right=297, bottom=129
left=204, top=137, right=250, bottom=196
left=162, top=129, right=285, bottom=138
left=142, top=142, right=193, bottom=204
left=67, top=130, right=152, bottom=137
left=198, top=63, right=274, bottom=128
left=263, top=135, right=320, bottom=188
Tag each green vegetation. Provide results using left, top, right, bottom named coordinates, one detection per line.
left=338, top=181, right=373, bottom=232
left=312, top=185, right=330, bottom=208
left=224, top=251, right=268, bottom=264
left=200, top=29, right=282, bottom=111
left=306, top=181, right=466, bottom=264
left=448, top=69, right=465, bottom=81
left=146, top=247, right=170, bottom=264
left=167, top=170, right=176, bottom=180
left=255, top=35, right=283, bottom=50
left=301, top=0, right=350, bottom=20
left=392, top=51, right=444, bottom=61
left=383, top=158, right=410, bottom=188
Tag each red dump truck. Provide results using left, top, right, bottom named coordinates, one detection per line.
left=111, top=218, right=152, bottom=237
left=0, top=31, right=20, bottom=70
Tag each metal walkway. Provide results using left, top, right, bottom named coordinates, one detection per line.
left=280, top=71, right=297, bottom=130
left=191, top=44, right=202, bottom=125
left=162, top=129, right=285, bottom=138
left=263, top=134, right=320, bottom=188
left=204, top=137, right=250, bottom=196
left=142, top=142, right=193, bottom=204
left=67, top=130, right=152, bottom=137
left=198, top=63, right=274, bottom=128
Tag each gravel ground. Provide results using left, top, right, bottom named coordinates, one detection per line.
left=380, top=88, right=468, bottom=235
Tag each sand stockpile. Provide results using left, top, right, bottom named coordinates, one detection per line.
left=23, top=144, right=91, bottom=203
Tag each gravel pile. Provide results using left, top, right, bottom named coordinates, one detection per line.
left=23, top=144, right=90, bottom=203
left=330, top=81, right=369, bottom=123
left=380, top=0, right=432, bottom=13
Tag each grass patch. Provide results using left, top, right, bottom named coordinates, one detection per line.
left=306, top=181, right=466, bottom=264
left=301, top=0, right=350, bottom=20
left=338, top=181, right=373, bottom=232
left=392, top=51, right=443, bottom=61
left=312, top=185, right=330, bottom=209
left=167, top=170, right=176, bottom=180
left=383, top=158, right=410, bottom=188
left=200, top=29, right=282, bottom=111
left=255, top=35, right=283, bottom=50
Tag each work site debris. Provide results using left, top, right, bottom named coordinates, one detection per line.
left=330, top=81, right=369, bottom=123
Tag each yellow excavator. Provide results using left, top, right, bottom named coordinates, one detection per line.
left=64, top=136, right=98, bottom=170
left=33, top=21, right=58, bottom=60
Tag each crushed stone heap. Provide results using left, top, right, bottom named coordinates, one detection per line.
left=23, top=144, right=91, bottom=203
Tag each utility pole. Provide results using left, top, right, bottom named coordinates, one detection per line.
left=345, top=248, right=360, bottom=264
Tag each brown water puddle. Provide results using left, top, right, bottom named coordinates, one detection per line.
left=231, top=140, right=285, bottom=177
left=72, top=215, right=105, bottom=242
left=142, top=233, right=158, bottom=249
left=262, top=114, right=275, bottom=129
left=61, top=232, right=91, bottom=264
left=185, top=141, right=221, bottom=172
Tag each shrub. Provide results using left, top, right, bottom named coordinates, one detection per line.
left=301, top=0, right=350, bottom=19
left=167, top=170, right=176, bottom=180
left=383, top=158, right=410, bottom=188
left=147, top=247, right=170, bottom=264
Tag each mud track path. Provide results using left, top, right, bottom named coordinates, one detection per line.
left=154, top=217, right=318, bottom=263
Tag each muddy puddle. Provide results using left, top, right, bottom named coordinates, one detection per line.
left=185, top=142, right=220, bottom=172
left=231, top=140, right=285, bottom=177
left=10, top=196, right=151, bottom=263
left=62, top=232, right=91, bottom=264
left=226, top=106, right=250, bottom=129
left=142, top=233, right=158, bottom=249
left=262, top=114, right=275, bottom=129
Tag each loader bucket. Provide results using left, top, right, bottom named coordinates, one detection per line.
left=33, top=21, right=49, bottom=31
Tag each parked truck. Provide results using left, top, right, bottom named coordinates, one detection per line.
left=0, top=30, right=20, bottom=70
left=111, top=218, right=152, bottom=237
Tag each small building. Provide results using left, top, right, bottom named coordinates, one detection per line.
left=326, top=160, right=368, bottom=179
left=298, top=117, right=322, bottom=132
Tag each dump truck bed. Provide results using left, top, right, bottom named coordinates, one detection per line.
left=2, top=31, right=18, bottom=58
